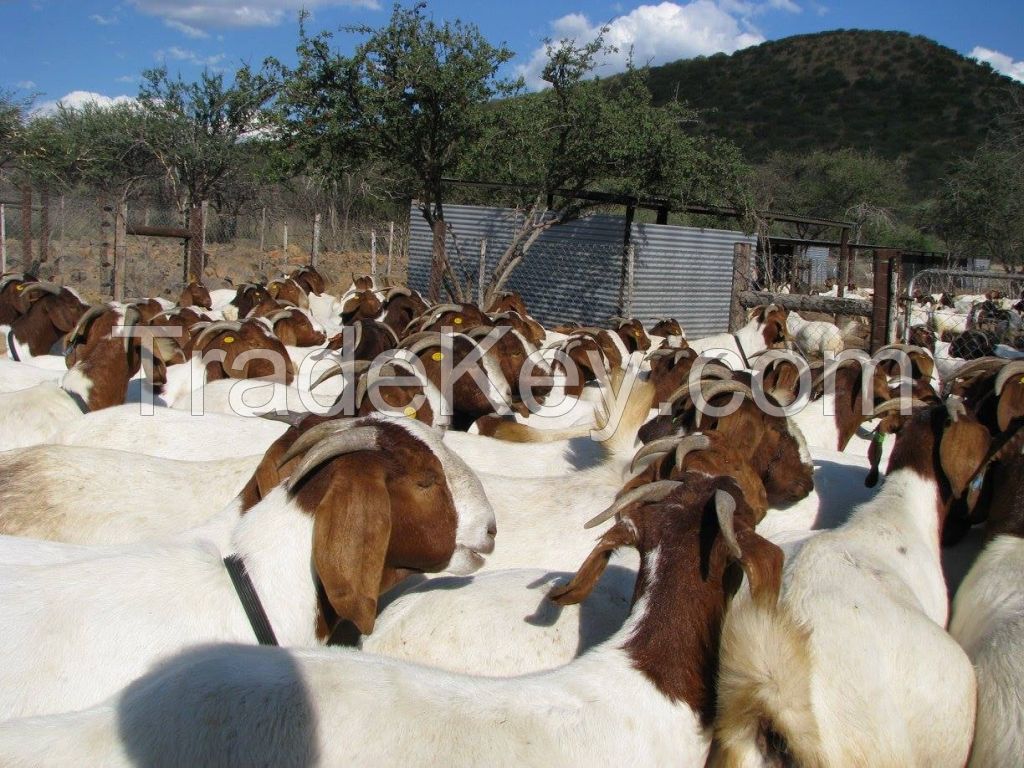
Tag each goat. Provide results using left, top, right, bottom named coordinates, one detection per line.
left=267, top=277, right=310, bottom=309
left=687, top=305, right=788, bottom=368
left=0, top=415, right=495, bottom=719
left=0, top=446, right=263, bottom=544
left=712, top=400, right=988, bottom=767
left=6, top=282, right=87, bottom=359
left=786, top=311, right=844, bottom=358
left=178, top=279, right=213, bottom=310
left=0, top=475, right=782, bottom=768
left=289, top=265, right=327, bottom=296
left=0, top=273, right=37, bottom=326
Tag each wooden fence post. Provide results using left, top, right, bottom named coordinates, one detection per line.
left=311, top=213, right=321, bottom=267
left=20, top=185, right=31, bottom=267
left=729, top=243, right=752, bottom=331
left=113, top=201, right=127, bottom=302
left=870, top=249, right=896, bottom=353
left=101, top=201, right=113, bottom=270
left=39, top=187, right=49, bottom=264
left=887, top=251, right=902, bottom=344
left=57, top=195, right=65, bottom=275
left=0, top=203, right=6, bottom=273
left=837, top=227, right=851, bottom=298
left=282, top=224, right=289, bottom=251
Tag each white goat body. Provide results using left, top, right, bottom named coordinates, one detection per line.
left=0, top=445, right=261, bottom=544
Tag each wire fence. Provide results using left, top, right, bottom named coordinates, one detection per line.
left=903, top=268, right=1024, bottom=357
left=0, top=184, right=410, bottom=302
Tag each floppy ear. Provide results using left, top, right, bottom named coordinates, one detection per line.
left=997, top=376, right=1024, bottom=432
left=911, top=351, right=935, bottom=382
left=311, top=460, right=392, bottom=636
left=940, top=417, right=992, bottom=501
left=549, top=521, right=636, bottom=606
left=275, top=319, right=297, bottom=347
left=47, top=297, right=82, bottom=332
left=734, top=528, right=784, bottom=606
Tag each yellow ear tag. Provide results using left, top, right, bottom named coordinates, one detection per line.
left=431, top=351, right=444, bottom=361
left=15, top=285, right=24, bottom=291
left=223, top=336, right=235, bottom=344
left=403, top=406, right=417, bottom=417
left=453, top=317, right=463, bottom=324
left=1019, top=376, right=1024, bottom=385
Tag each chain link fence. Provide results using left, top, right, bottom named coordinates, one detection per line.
left=0, top=182, right=410, bottom=302
left=903, top=268, right=1024, bottom=358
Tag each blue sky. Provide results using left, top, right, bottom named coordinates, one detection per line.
left=2, top=0, right=1022, bottom=112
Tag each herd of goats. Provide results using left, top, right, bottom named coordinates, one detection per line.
left=0, top=264, right=1021, bottom=766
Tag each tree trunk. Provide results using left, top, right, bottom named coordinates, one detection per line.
left=20, top=184, right=31, bottom=268
left=39, top=187, right=49, bottom=264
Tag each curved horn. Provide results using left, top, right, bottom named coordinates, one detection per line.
left=400, top=331, right=444, bottom=357
left=20, top=281, right=62, bottom=297
left=386, top=286, right=412, bottom=300
left=630, top=436, right=684, bottom=474
left=872, top=397, right=930, bottom=418
left=694, top=380, right=754, bottom=428
left=875, top=343, right=927, bottom=356
left=949, top=357, right=1006, bottom=382
left=995, top=360, right=1024, bottom=396
left=67, top=304, right=112, bottom=344
left=0, top=273, right=29, bottom=292
left=715, top=489, right=743, bottom=560
left=192, top=321, right=243, bottom=351
left=374, top=320, right=400, bottom=347
left=465, top=325, right=498, bottom=340
left=286, top=426, right=382, bottom=491
left=310, top=359, right=371, bottom=391
left=355, top=360, right=419, bottom=406
left=277, top=419, right=368, bottom=468
left=584, top=480, right=685, bottom=529
left=674, top=433, right=713, bottom=471
left=120, top=306, right=142, bottom=352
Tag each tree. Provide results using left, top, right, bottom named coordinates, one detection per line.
left=0, top=90, right=31, bottom=174
left=137, top=64, right=276, bottom=280
left=458, top=36, right=751, bottom=303
left=276, top=2, right=517, bottom=299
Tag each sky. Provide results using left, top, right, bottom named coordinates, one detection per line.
left=1, top=0, right=1022, bottom=113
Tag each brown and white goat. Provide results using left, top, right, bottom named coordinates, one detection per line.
left=6, top=282, right=88, bottom=359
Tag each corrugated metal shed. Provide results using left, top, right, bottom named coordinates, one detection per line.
left=407, top=202, right=749, bottom=333
left=629, top=222, right=755, bottom=338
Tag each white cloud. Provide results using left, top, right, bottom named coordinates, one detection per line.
left=156, top=46, right=227, bottom=69
left=89, top=13, right=118, bottom=25
left=16, top=80, right=37, bottom=90
left=165, top=19, right=209, bottom=38
left=126, top=0, right=379, bottom=30
left=971, top=46, right=1024, bottom=83
left=517, top=1, right=768, bottom=89
left=34, top=91, right=136, bottom=116
left=116, top=75, right=140, bottom=83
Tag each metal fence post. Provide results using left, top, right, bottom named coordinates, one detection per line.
left=387, top=221, right=395, bottom=279
left=478, top=238, right=487, bottom=305
left=259, top=206, right=267, bottom=253
left=623, top=243, right=636, bottom=317
left=113, top=201, right=127, bottom=302
left=370, top=229, right=377, bottom=277
left=0, top=203, right=6, bottom=273
left=311, top=212, right=321, bottom=267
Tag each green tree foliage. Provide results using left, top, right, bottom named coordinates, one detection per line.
left=275, top=2, right=517, bottom=298
left=137, top=64, right=276, bottom=212
left=935, top=104, right=1024, bottom=270
left=459, top=35, right=751, bottom=302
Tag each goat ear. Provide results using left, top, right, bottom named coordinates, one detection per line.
left=911, top=351, right=935, bottom=382
left=312, top=460, right=392, bottom=636
left=275, top=320, right=297, bottom=347
left=997, top=376, right=1024, bottom=432
left=47, top=298, right=82, bottom=332
left=735, top=527, right=785, bottom=607
left=548, top=521, right=636, bottom=606
left=940, top=418, right=992, bottom=500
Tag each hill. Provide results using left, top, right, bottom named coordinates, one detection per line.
left=645, top=30, right=1024, bottom=192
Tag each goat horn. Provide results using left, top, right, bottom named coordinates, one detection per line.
left=375, top=321, right=400, bottom=347
left=277, top=419, right=368, bottom=468
left=192, top=321, right=244, bottom=351
left=310, top=359, right=371, bottom=391
left=286, top=426, right=382, bottom=491
left=875, top=344, right=927, bottom=356
left=465, top=325, right=498, bottom=340
left=872, top=397, right=930, bottom=417
left=950, top=357, right=1006, bottom=382
left=0, top=273, right=29, bottom=292
left=994, top=361, right=1024, bottom=396
left=120, top=306, right=141, bottom=352
left=665, top=366, right=738, bottom=405
left=355, top=360, right=418, bottom=406
left=67, top=304, right=112, bottom=344
left=386, top=286, right=412, bottom=300
left=645, top=349, right=677, bottom=359
left=400, top=331, right=444, bottom=356
left=584, top=480, right=685, bottom=529
left=20, top=281, right=62, bottom=297
left=267, top=309, right=294, bottom=324
left=946, top=396, right=967, bottom=423
left=715, top=489, right=743, bottom=560
left=630, top=436, right=684, bottom=474
left=694, top=380, right=754, bottom=428
left=674, top=433, right=713, bottom=471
